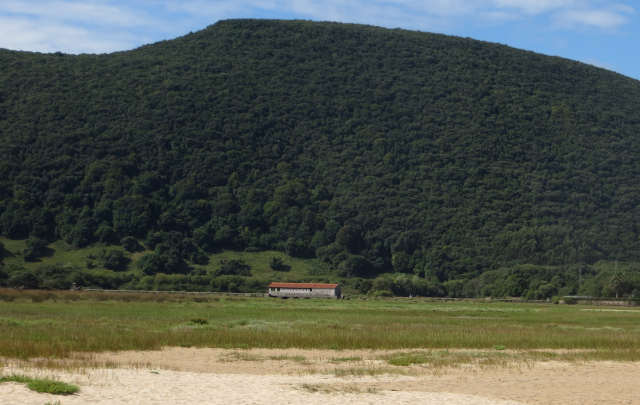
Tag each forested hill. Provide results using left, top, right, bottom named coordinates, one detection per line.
left=2, top=19, right=640, bottom=290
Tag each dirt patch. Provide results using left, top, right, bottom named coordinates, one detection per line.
left=2, top=348, right=639, bottom=405
left=0, top=369, right=526, bottom=405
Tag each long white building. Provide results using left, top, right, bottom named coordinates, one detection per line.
left=267, top=282, right=341, bottom=298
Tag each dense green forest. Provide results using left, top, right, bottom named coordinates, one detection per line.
left=1, top=19, right=640, bottom=298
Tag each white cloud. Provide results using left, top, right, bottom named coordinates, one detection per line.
left=158, top=0, right=453, bottom=31
left=0, top=1, right=158, bottom=53
left=0, top=0, right=635, bottom=53
left=554, top=8, right=630, bottom=29
left=491, top=0, right=580, bottom=14
left=1, top=0, right=151, bottom=27
left=385, top=0, right=477, bottom=17
left=0, top=16, right=135, bottom=53
left=477, top=10, right=520, bottom=23
left=611, top=3, right=635, bottom=14
left=583, top=58, right=615, bottom=71
left=162, top=0, right=246, bottom=19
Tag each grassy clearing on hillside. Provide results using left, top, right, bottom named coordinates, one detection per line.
left=194, top=250, right=331, bottom=281
left=0, top=237, right=331, bottom=283
left=0, top=237, right=27, bottom=255
left=1, top=289, right=640, bottom=362
left=0, top=237, right=130, bottom=271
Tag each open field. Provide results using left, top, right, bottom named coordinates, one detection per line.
left=1, top=289, right=640, bottom=360
left=2, top=290, right=640, bottom=404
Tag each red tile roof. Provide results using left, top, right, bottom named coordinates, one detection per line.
left=268, top=282, right=338, bottom=289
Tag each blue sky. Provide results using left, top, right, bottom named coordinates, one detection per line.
left=0, top=0, right=638, bottom=80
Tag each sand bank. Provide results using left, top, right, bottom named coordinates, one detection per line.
left=2, top=348, right=638, bottom=405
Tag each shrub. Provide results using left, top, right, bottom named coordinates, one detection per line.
left=352, top=278, right=373, bottom=294
left=98, top=249, right=130, bottom=271
left=8, top=270, right=40, bottom=289
left=0, top=375, right=79, bottom=395
left=443, top=279, right=466, bottom=298
left=27, top=378, right=79, bottom=395
left=338, top=255, right=372, bottom=277
left=210, top=275, right=243, bottom=292
left=95, top=224, right=116, bottom=243
left=121, top=236, right=143, bottom=252
left=83, top=269, right=134, bottom=289
left=269, top=257, right=291, bottom=272
left=285, top=237, right=312, bottom=258
left=138, top=253, right=164, bottom=275
left=316, top=243, right=348, bottom=267
left=214, top=259, right=251, bottom=277
left=137, top=251, right=189, bottom=275
left=23, top=237, right=49, bottom=262
left=190, top=250, right=210, bottom=265
left=37, top=265, right=74, bottom=290
left=370, top=289, right=393, bottom=297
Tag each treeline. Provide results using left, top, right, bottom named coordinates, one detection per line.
left=2, top=258, right=639, bottom=300
left=1, top=19, right=640, bottom=290
left=0, top=263, right=265, bottom=293
left=2, top=235, right=639, bottom=299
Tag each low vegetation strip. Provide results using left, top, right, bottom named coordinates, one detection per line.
left=1, top=289, right=640, bottom=361
left=84, top=288, right=264, bottom=297
left=0, top=375, right=79, bottom=395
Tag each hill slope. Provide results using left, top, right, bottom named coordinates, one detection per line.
left=1, top=19, right=640, bottom=296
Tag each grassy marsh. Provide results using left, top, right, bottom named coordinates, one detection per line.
left=1, top=289, right=639, bottom=362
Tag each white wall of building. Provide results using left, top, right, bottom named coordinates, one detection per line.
left=268, top=287, right=339, bottom=298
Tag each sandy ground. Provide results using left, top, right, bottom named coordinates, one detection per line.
left=2, top=348, right=639, bottom=405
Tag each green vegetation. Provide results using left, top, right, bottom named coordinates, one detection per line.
left=0, top=375, right=79, bottom=395
left=1, top=290, right=640, bottom=361
left=330, top=356, right=362, bottom=363
left=219, top=351, right=264, bottom=362
left=380, top=350, right=523, bottom=368
left=270, top=257, right=291, bottom=272
left=0, top=237, right=335, bottom=292
left=1, top=19, right=640, bottom=295
left=267, top=354, right=308, bottom=363
left=2, top=240, right=640, bottom=298
left=299, top=383, right=379, bottom=394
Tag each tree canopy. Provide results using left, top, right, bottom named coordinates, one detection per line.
left=1, top=19, right=640, bottom=291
